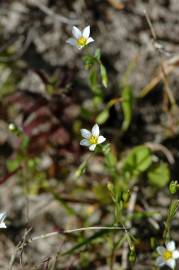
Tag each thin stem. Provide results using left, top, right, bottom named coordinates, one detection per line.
left=28, top=226, right=127, bottom=243
left=143, top=10, right=157, bottom=40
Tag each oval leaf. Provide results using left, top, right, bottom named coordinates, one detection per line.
left=123, top=145, right=152, bottom=178
left=147, top=162, right=170, bottom=188
left=96, top=109, right=109, bottom=124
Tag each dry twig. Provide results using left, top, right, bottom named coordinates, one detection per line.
left=9, top=228, right=32, bottom=270
left=145, top=142, right=175, bottom=165
left=141, top=10, right=176, bottom=110
left=107, top=0, right=125, bottom=10
left=27, top=0, right=80, bottom=25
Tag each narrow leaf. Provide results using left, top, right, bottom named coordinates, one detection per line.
left=121, top=86, right=133, bottom=131
left=100, top=64, right=108, bottom=88
left=96, top=109, right=109, bottom=124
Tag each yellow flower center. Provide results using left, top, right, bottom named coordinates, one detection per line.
left=163, top=250, right=172, bottom=261
left=89, top=135, right=98, bottom=145
left=77, top=37, right=87, bottom=47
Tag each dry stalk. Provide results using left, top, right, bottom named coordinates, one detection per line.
left=145, top=142, right=175, bottom=165
left=107, top=0, right=125, bottom=10
left=28, top=226, right=126, bottom=243
left=9, top=228, right=32, bottom=270
left=142, top=10, right=176, bottom=110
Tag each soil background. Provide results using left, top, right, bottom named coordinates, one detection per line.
left=0, top=0, right=179, bottom=269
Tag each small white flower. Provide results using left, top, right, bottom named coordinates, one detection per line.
left=0, top=212, right=7, bottom=228
left=80, top=124, right=106, bottom=151
left=156, top=241, right=179, bottom=269
left=67, top=25, right=94, bottom=50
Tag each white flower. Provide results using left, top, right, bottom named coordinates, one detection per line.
left=80, top=124, right=106, bottom=151
left=0, top=212, right=7, bottom=228
left=156, top=241, right=179, bottom=269
left=66, top=25, right=94, bottom=49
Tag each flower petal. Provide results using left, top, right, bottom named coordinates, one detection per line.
left=166, top=259, right=176, bottom=269
left=98, top=135, right=106, bottom=144
left=0, top=212, right=6, bottom=223
left=167, top=241, right=176, bottom=251
left=87, top=37, right=94, bottom=44
left=66, top=38, right=77, bottom=47
left=157, top=246, right=166, bottom=255
left=0, top=222, right=6, bottom=229
left=156, top=256, right=165, bottom=267
left=89, top=144, right=96, bottom=151
left=81, top=129, right=91, bottom=139
left=80, top=139, right=90, bottom=147
left=173, top=250, right=179, bottom=259
left=77, top=45, right=83, bottom=50
left=92, top=124, right=99, bottom=137
left=72, top=26, right=81, bottom=39
left=83, top=26, right=90, bottom=39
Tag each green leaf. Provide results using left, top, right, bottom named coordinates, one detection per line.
left=100, top=64, right=108, bottom=88
left=168, top=199, right=179, bottom=220
left=20, top=135, right=29, bottom=152
left=62, top=230, right=112, bottom=256
left=164, top=199, right=179, bottom=241
left=102, top=144, right=118, bottom=178
left=102, top=143, right=111, bottom=155
left=93, top=96, right=103, bottom=106
left=93, top=184, right=111, bottom=203
left=95, top=49, right=101, bottom=61
left=83, top=55, right=96, bottom=70
left=123, top=146, right=152, bottom=178
left=105, top=151, right=117, bottom=170
left=121, top=86, right=133, bottom=131
left=89, top=67, right=102, bottom=95
left=169, top=180, right=178, bottom=194
left=80, top=107, right=92, bottom=120
left=7, top=156, right=22, bottom=172
left=147, top=162, right=170, bottom=188
left=96, top=109, right=109, bottom=124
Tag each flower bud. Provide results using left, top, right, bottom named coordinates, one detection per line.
left=129, top=246, right=136, bottom=263
left=122, top=190, right=130, bottom=202
left=107, top=183, right=114, bottom=194
left=169, top=180, right=178, bottom=194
